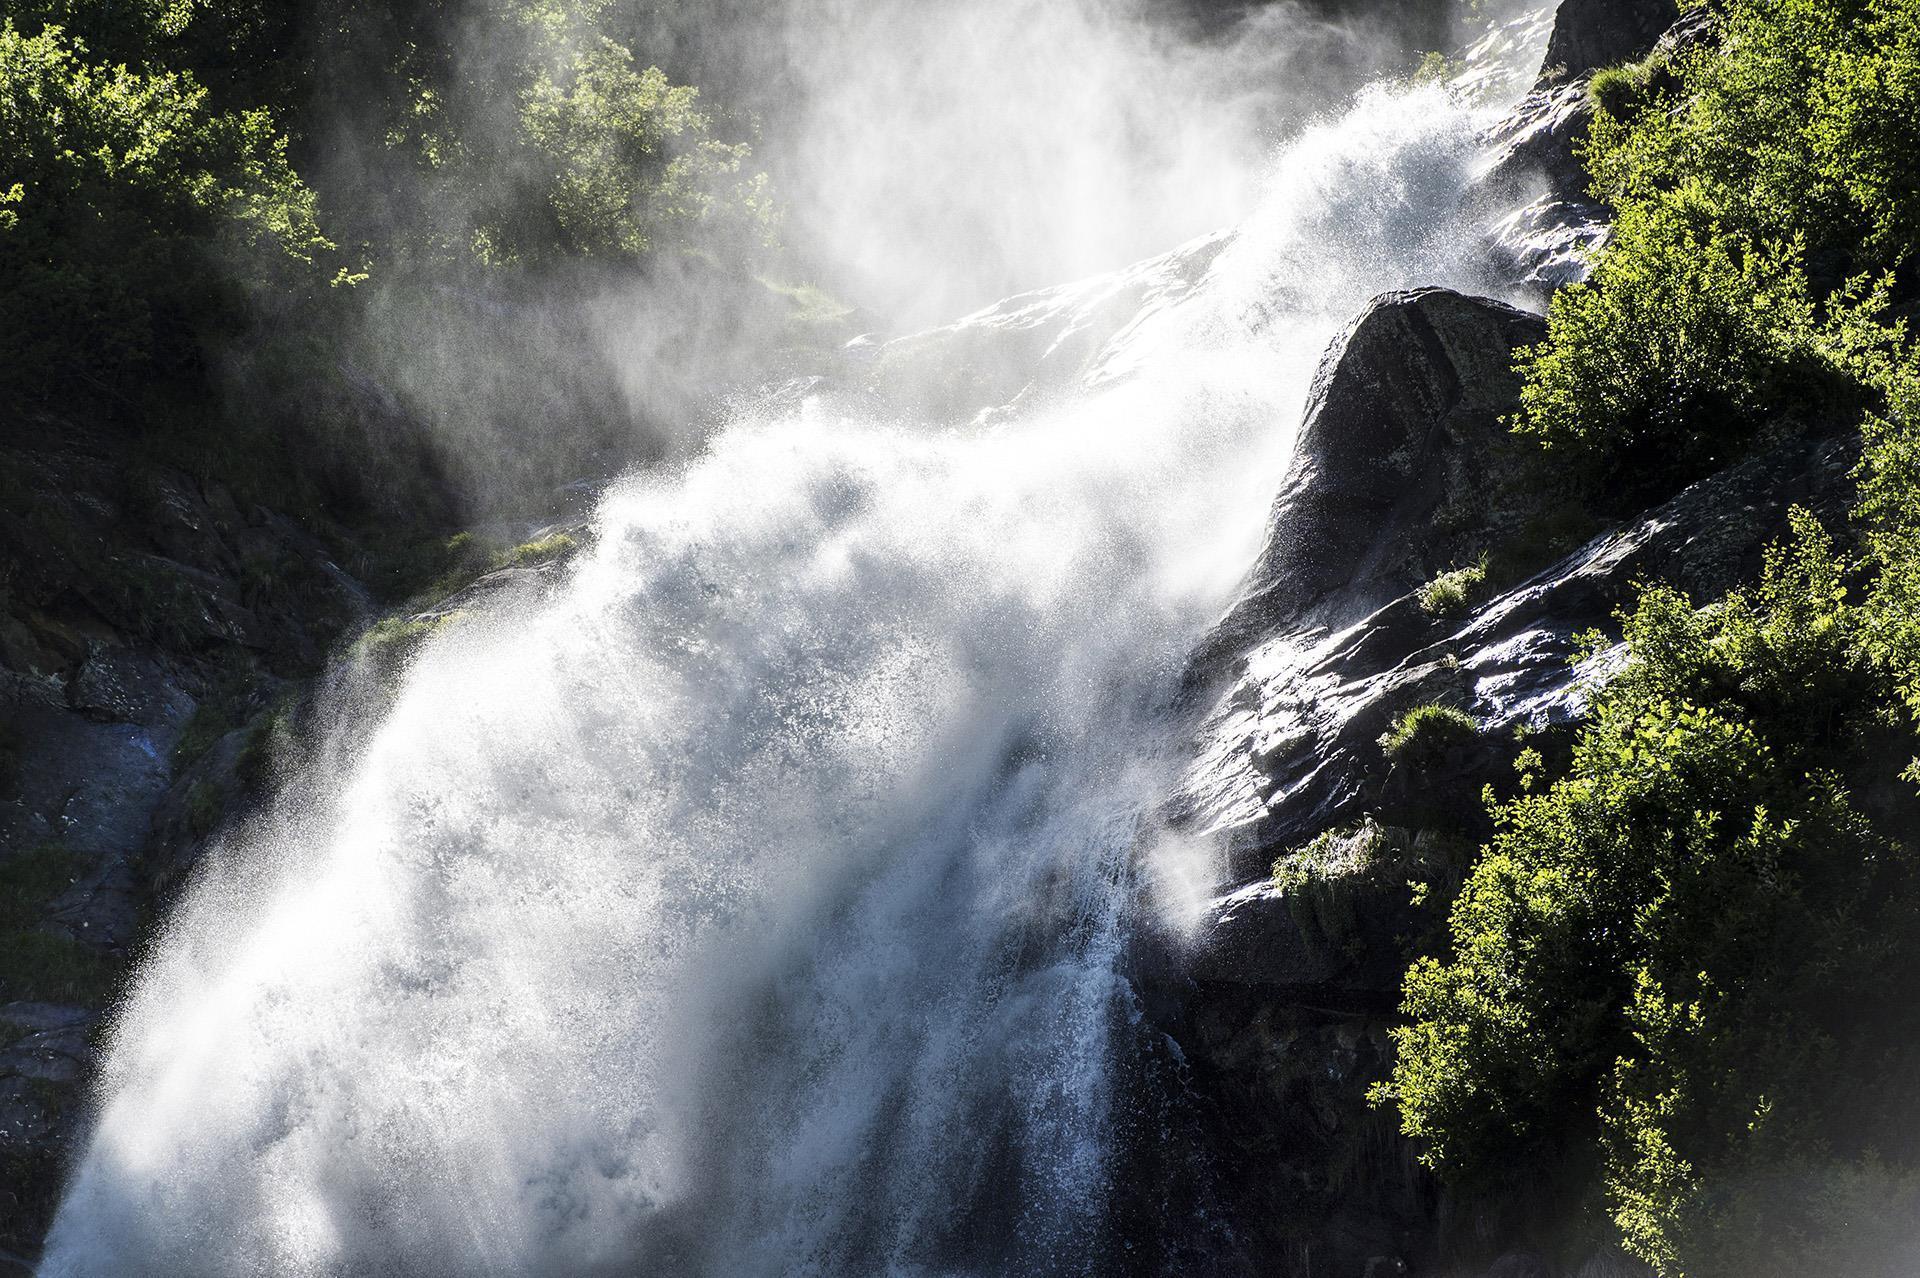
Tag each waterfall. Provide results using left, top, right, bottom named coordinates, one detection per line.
left=40, top=14, right=1555, bottom=1276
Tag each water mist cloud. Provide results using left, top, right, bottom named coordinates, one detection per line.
left=759, top=0, right=1445, bottom=323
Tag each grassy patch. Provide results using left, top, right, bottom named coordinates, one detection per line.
left=1588, top=48, right=1670, bottom=119
left=1380, top=703, right=1480, bottom=763
left=350, top=612, right=456, bottom=667
left=1273, top=818, right=1399, bottom=892
left=490, top=531, right=576, bottom=571
left=1418, top=556, right=1490, bottom=617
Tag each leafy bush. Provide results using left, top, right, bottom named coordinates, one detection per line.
left=1512, top=0, right=1920, bottom=496
left=1513, top=204, right=1823, bottom=492
left=1393, top=3, right=1920, bottom=1250
left=510, top=38, right=771, bottom=262
left=0, top=21, right=330, bottom=407
left=1380, top=512, right=1920, bottom=1274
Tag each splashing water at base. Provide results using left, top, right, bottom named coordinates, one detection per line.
left=42, top=33, right=1554, bottom=1278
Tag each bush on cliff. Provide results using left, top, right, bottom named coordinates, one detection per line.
left=0, top=20, right=330, bottom=408
left=1513, top=0, right=1920, bottom=498
left=1380, top=703, right=1480, bottom=768
left=1385, top=1, right=1920, bottom=1272
left=1381, top=510, right=1920, bottom=1274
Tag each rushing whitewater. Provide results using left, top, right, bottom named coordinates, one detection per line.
left=43, top=15, right=1556, bottom=1276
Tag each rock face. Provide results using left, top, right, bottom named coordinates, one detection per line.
left=0, top=423, right=378, bottom=1250
left=1540, top=0, right=1679, bottom=79
left=1148, top=274, right=1856, bottom=1271
left=1477, top=0, right=1702, bottom=290
left=1206, top=288, right=1548, bottom=648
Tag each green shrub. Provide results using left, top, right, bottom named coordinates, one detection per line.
left=1514, top=0, right=1920, bottom=496
left=1418, top=557, right=1489, bottom=616
left=491, top=531, right=577, bottom=570
left=1273, top=818, right=1399, bottom=892
left=1380, top=704, right=1480, bottom=765
left=509, top=38, right=771, bottom=263
left=1380, top=514, right=1920, bottom=1274
left=1513, top=203, right=1822, bottom=492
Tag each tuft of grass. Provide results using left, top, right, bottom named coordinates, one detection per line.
left=1418, top=556, right=1490, bottom=617
left=350, top=612, right=458, bottom=669
left=1273, top=817, right=1398, bottom=892
left=758, top=276, right=856, bottom=333
left=490, top=531, right=576, bottom=571
left=1589, top=48, right=1670, bottom=119
left=1380, top=703, right=1480, bottom=763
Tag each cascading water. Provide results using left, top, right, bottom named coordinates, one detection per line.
left=40, top=13, right=1557, bottom=1275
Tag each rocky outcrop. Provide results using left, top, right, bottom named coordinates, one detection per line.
left=1145, top=268, right=1855, bottom=1272
left=1201, top=288, right=1547, bottom=651
left=1475, top=0, right=1703, bottom=290
left=0, top=423, right=381, bottom=1250
left=1539, top=0, right=1679, bottom=80
left=0, top=419, right=589, bottom=1252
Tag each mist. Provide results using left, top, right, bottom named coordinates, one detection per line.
left=646, top=0, right=1463, bottom=324
left=40, top=0, right=1555, bottom=1263
left=249, top=0, right=1466, bottom=531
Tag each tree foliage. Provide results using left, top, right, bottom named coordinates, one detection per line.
left=1513, top=0, right=1920, bottom=496
left=0, top=20, right=328, bottom=405
left=1384, top=2, right=1920, bottom=1272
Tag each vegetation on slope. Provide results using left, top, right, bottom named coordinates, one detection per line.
left=1380, top=2, right=1920, bottom=1273
left=0, top=0, right=779, bottom=533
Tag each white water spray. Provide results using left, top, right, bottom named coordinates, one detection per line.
left=42, top=15, right=1555, bottom=1275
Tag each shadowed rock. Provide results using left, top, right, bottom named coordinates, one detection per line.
left=1203, top=287, right=1546, bottom=659
left=1540, top=0, right=1679, bottom=81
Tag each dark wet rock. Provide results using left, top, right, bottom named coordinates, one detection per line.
left=1186, top=422, right=1856, bottom=883
left=1477, top=3, right=1714, bottom=291
left=0, top=423, right=378, bottom=1256
left=1539, top=0, right=1678, bottom=82
left=1201, top=288, right=1547, bottom=660
left=1485, top=1251, right=1555, bottom=1278
left=0, top=1003, right=98, bottom=1256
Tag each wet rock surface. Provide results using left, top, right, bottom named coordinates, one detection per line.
left=1539, top=0, right=1678, bottom=80
left=1142, top=45, right=1852, bottom=1258
left=1201, top=287, right=1548, bottom=653
left=0, top=423, right=375, bottom=1251
left=1474, top=0, right=1705, bottom=292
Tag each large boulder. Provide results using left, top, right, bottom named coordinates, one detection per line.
left=1202, top=288, right=1546, bottom=657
